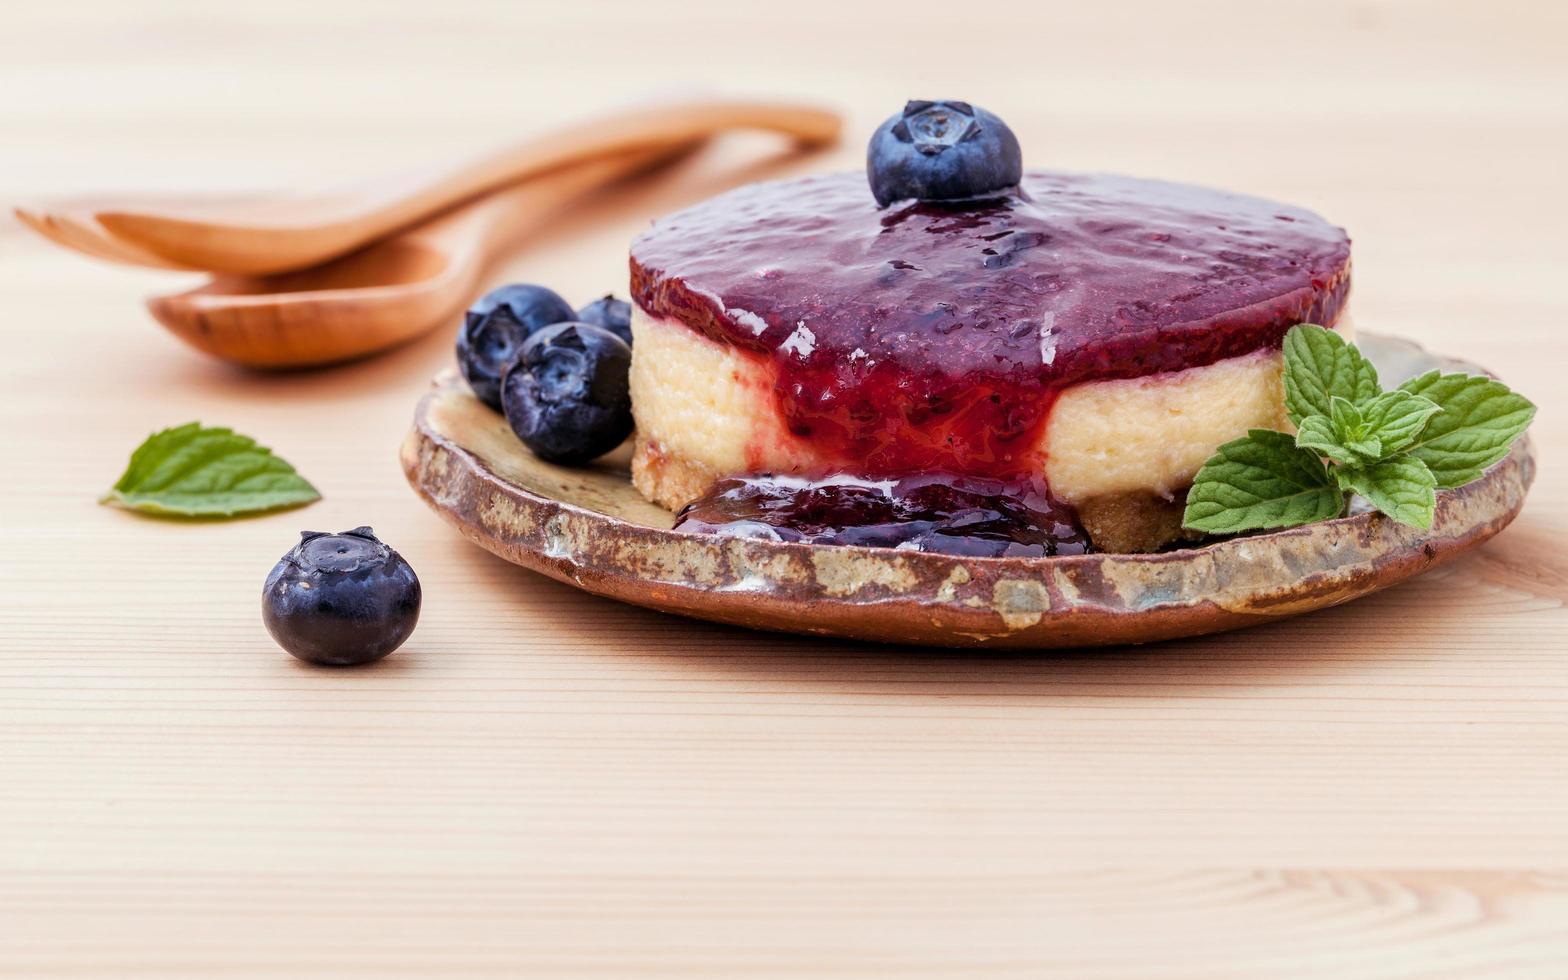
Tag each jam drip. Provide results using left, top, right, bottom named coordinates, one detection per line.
left=673, top=473, right=1091, bottom=558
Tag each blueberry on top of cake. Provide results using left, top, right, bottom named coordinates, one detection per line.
left=628, top=101, right=1352, bottom=553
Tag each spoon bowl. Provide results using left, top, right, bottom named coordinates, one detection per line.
left=147, top=241, right=459, bottom=368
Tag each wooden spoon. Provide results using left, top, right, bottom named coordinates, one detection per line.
left=46, top=213, right=190, bottom=269
left=145, top=143, right=691, bottom=369
left=16, top=192, right=273, bottom=270
left=14, top=202, right=202, bottom=270
left=93, top=99, right=840, bottom=275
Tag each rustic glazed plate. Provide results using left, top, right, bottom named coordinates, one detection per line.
left=402, top=334, right=1534, bottom=647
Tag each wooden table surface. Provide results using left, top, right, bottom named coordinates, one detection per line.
left=4, top=1, right=1566, bottom=976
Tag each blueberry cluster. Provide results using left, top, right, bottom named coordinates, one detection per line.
left=456, top=283, right=635, bottom=465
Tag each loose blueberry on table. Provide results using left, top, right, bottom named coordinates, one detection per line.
left=501, top=322, right=633, bottom=465
left=262, top=527, right=421, bottom=666
left=456, top=283, right=576, bottom=411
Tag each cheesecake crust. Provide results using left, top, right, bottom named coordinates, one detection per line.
left=1076, top=491, right=1205, bottom=554
left=632, top=434, right=720, bottom=513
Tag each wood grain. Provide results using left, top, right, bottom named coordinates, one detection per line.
left=3, top=0, right=1566, bottom=976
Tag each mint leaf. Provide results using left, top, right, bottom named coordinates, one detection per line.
left=101, top=422, right=321, bottom=517
left=1398, top=371, right=1537, bottom=488
left=1183, top=429, right=1346, bottom=534
left=1335, top=455, right=1437, bottom=529
left=1282, top=324, right=1380, bottom=426
left=1328, top=395, right=1382, bottom=461
left=1293, top=396, right=1388, bottom=467
left=1328, top=395, right=1363, bottom=436
left=1357, top=389, right=1443, bottom=456
left=1295, top=414, right=1364, bottom=467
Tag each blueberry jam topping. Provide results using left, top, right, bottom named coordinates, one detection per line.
left=674, top=474, right=1091, bottom=558
left=631, top=170, right=1351, bottom=478
left=867, top=100, right=1023, bottom=207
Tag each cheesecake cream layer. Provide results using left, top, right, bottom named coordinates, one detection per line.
left=630, top=308, right=1351, bottom=512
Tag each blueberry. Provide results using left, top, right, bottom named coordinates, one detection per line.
left=575, top=294, right=634, bottom=347
left=866, top=100, right=1022, bottom=207
left=457, top=283, right=576, bottom=410
left=501, top=323, right=633, bottom=465
left=262, top=527, right=421, bottom=667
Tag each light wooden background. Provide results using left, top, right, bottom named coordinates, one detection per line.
left=4, top=1, right=1567, bottom=976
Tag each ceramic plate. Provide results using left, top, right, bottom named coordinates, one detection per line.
left=401, top=333, right=1534, bottom=647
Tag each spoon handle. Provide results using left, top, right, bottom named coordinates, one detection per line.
left=415, top=141, right=701, bottom=265
left=405, top=99, right=838, bottom=217
left=95, top=99, right=841, bottom=275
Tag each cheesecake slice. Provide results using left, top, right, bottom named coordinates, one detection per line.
left=628, top=170, right=1351, bottom=552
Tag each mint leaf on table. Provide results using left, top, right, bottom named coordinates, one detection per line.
left=101, top=422, right=320, bottom=518
left=1334, top=455, right=1437, bottom=529
left=1281, top=323, right=1380, bottom=426
left=1182, top=429, right=1346, bottom=534
left=1398, top=370, right=1537, bottom=488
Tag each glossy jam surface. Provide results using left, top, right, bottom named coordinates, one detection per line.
left=673, top=474, right=1091, bottom=558
left=631, top=170, right=1350, bottom=477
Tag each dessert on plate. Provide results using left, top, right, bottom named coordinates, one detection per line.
left=627, top=100, right=1351, bottom=553
left=420, top=99, right=1534, bottom=644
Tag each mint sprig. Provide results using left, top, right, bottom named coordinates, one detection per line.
left=1183, top=325, right=1534, bottom=535
left=101, top=422, right=321, bottom=518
